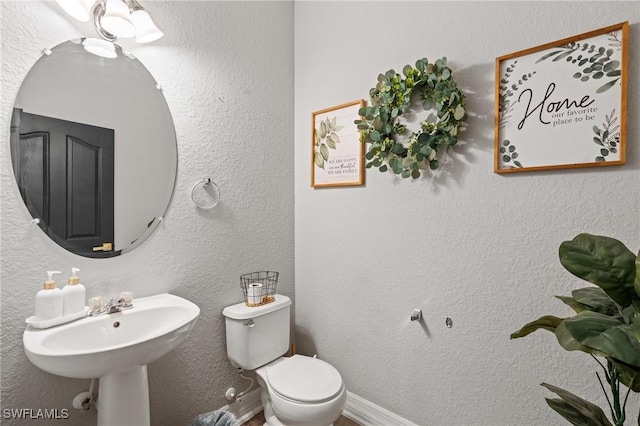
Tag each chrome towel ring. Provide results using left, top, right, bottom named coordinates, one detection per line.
left=191, top=177, right=220, bottom=209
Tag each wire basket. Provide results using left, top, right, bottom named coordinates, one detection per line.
left=240, top=271, right=278, bottom=307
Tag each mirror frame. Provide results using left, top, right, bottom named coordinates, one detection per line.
left=10, top=38, right=178, bottom=258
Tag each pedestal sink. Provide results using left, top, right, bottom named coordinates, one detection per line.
left=23, top=293, right=200, bottom=426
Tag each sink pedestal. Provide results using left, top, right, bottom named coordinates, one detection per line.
left=98, top=366, right=150, bottom=426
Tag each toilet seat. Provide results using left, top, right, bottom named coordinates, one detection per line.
left=265, top=355, right=343, bottom=403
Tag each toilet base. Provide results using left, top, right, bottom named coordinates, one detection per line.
left=260, top=387, right=336, bottom=426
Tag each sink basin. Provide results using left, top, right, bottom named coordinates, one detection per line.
left=24, top=293, right=199, bottom=378
left=23, top=293, right=200, bottom=425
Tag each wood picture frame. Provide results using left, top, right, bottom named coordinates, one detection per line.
left=494, top=22, right=628, bottom=173
left=311, top=100, right=365, bottom=188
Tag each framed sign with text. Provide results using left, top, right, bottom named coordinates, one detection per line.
left=311, top=99, right=365, bottom=187
left=494, top=22, right=628, bottom=173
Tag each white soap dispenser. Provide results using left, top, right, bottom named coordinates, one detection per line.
left=62, top=267, right=86, bottom=316
left=35, top=271, right=63, bottom=321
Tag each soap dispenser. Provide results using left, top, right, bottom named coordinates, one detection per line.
left=35, top=271, right=63, bottom=321
left=62, top=267, right=86, bottom=316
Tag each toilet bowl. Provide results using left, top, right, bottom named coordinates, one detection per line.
left=222, top=295, right=347, bottom=426
left=256, top=355, right=346, bottom=426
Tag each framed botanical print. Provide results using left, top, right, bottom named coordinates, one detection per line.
left=495, top=22, right=628, bottom=173
left=311, top=100, right=365, bottom=187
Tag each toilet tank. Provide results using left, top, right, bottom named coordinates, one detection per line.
left=222, top=295, right=292, bottom=370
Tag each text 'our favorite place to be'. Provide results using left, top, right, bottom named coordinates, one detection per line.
left=516, top=82, right=598, bottom=130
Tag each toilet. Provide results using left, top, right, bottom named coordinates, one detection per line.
left=223, top=295, right=346, bottom=426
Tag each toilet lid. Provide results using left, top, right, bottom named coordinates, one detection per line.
left=266, top=356, right=343, bottom=403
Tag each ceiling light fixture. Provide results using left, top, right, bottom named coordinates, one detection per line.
left=56, top=0, right=164, bottom=44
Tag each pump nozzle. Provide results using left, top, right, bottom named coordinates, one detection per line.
left=69, top=267, right=80, bottom=285
left=47, top=271, right=61, bottom=281
left=44, top=271, right=61, bottom=289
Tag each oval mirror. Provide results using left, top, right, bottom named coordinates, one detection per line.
left=10, top=39, right=177, bottom=258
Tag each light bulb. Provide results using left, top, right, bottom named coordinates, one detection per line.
left=130, top=9, right=164, bottom=43
left=101, top=0, right=135, bottom=38
left=82, top=37, right=117, bottom=58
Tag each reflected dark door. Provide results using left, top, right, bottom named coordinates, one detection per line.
left=11, top=108, right=116, bottom=257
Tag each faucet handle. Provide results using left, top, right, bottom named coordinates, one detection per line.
left=119, top=291, right=133, bottom=307
left=88, top=296, right=107, bottom=316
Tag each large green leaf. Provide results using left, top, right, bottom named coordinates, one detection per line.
left=563, top=311, right=640, bottom=367
left=545, top=399, right=611, bottom=426
left=555, top=320, right=597, bottom=354
left=556, top=287, right=621, bottom=317
left=510, top=314, right=599, bottom=355
left=556, top=295, right=590, bottom=314
left=634, top=315, right=640, bottom=343
left=559, top=234, right=637, bottom=307
left=510, top=315, right=563, bottom=339
left=542, top=383, right=613, bottom=426
left=634, top=249, right=640, bottom=298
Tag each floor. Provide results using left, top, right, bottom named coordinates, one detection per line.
left=241, top=411, right=360, bottom=426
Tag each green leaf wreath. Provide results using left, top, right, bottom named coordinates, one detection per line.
left=355, top=57, right=467, bottom=179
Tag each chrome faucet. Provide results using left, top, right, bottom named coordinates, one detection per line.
left=105, top=297, right=126, bottom=314
left=89, top=293, right=134, bottom=316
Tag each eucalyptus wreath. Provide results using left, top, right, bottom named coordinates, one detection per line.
left=355, top=57, right=467, bottom=179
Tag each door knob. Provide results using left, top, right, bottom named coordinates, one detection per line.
left=92, top=242, right=113, bottom=252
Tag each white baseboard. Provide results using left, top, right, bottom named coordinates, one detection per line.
left=219, top=388, right=417, bottom=426
left=342, top=391, right=419, bottom=426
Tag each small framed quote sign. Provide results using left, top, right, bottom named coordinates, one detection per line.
left=311, top=100, right=365, bottom=188
left=494, top=22, right=628, bottom=173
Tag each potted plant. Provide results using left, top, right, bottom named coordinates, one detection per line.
left=511, top=233, right=640, bottom=425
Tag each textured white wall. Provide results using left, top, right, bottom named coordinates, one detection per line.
left=1, top=1, right=293, bottom=425
left=294, top=2, right=639, bottom=425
